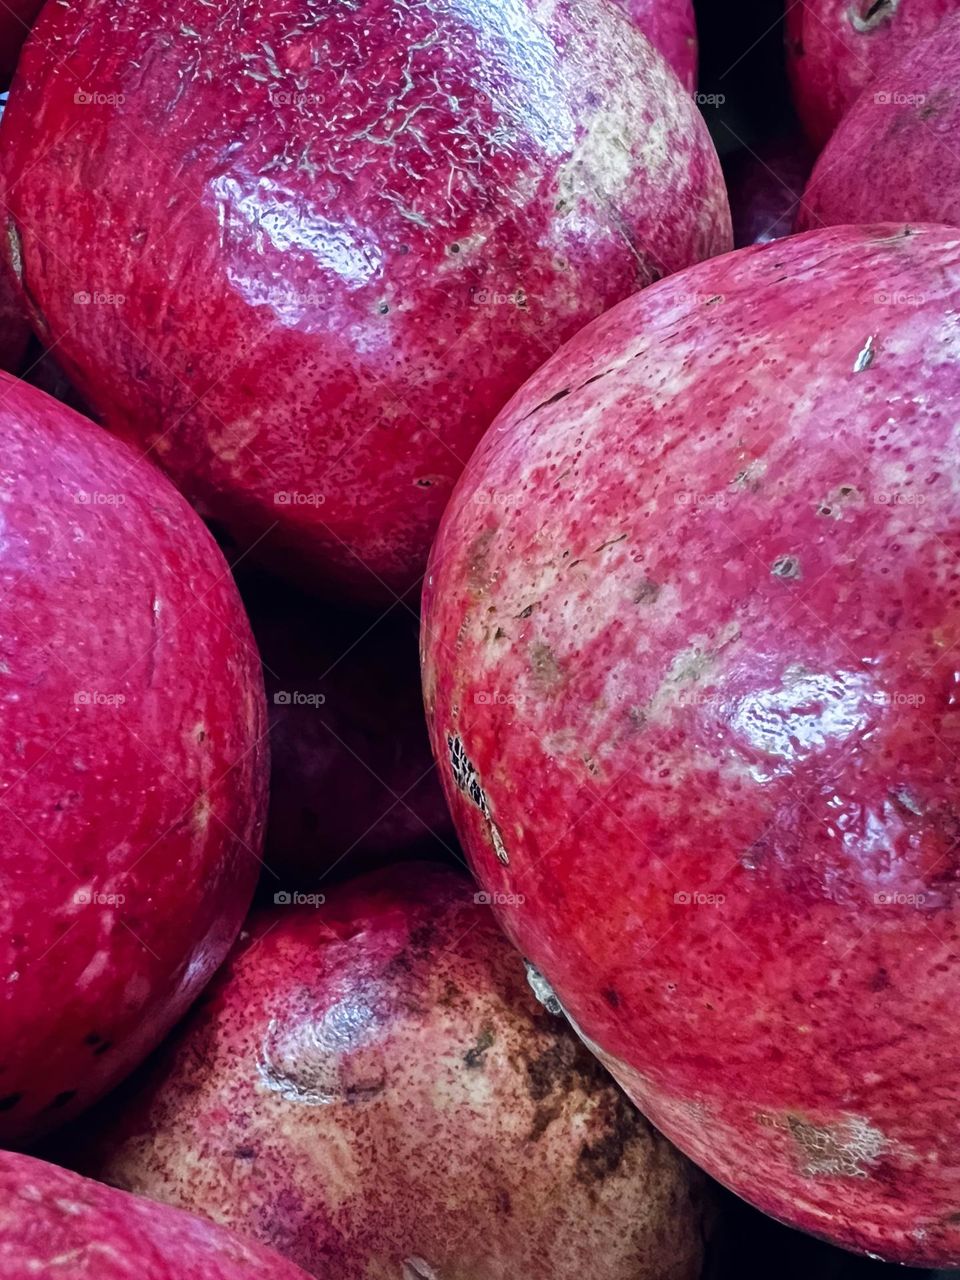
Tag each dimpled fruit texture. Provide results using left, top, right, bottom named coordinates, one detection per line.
left=66, top=864, right=715, bottom=1280
left=422, top=224, right=960, bottom=1266
left=796, top=14, right=960, bottom=232
left=0, top=1150, right=314, bottom=1279
left=0, top=0, right=730, bottom=600
left=786, top=0, right=955, bottom=150
left=0, top=372, right=266, bottom=1145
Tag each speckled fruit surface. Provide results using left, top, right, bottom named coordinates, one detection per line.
left=0, top=372, right=267, bottom=1145
left=613, top=0, right=697, bottom=91
left=786, top=0, right=955, bottom=150
left=0, top=0, right=730, bottom=600
left=0, top=1150, right=313, bottom=1279
left=422, top=223, right=960, bottom=1266
left=796, top=15, right=960, bottom=232
left=723, top=133, right=813, bottom=248
left=247, top=582, right=452, bottom=882
left=67, top=863, right=714, bottom=1280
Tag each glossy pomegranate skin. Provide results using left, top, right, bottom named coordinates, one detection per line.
left=0, top=1151, right=312, bottom=1279
left=0, top=0, right=730, bottom=601
left=0, top=0, right=42, bottom=85
left=786, top=0, right=955, bottom=150
left=614, top=0, right=697, bottom=91
left=0, top=372, right=266, bottom=1145
left=422, top=224, right=960, bottom=1266
left=797, top=15, right=960, bottom=232
left=246, top=582, right=453, bottom=882
left=723, top=133, right=814, bottom=248
left=65, top=863, right=714, bottom=1280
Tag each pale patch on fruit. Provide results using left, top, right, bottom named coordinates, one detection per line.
left=207, top=414, right=262, bottom=465
left=193, top=795, right=211, bottom=835
left=5, top=220, right=22, bottom=286
left=759, top=1110, right=893, bottom=1179
left=524, top=960, right=563, bottom=1016
left=853, top=335, right=876, bottom=372
left=402, top=1258, right=440, bottom=1280
left=447, top=733, right=508, bottom=863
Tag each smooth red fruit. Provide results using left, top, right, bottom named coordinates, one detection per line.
left=786, top=0, right=955, bottom=149
left=0, top=0, right=730, bottom=601
left=0, top=1150, right=312, bottom=1279
left=65, top=864, right=715, bottom=1280
left=0, top=0, right=42, bottom=85
left=246, top=582, right=452, bottom=882
left=613, top=0, right=698, bottom=91
left=796, top=15, right=960, bottom=232
left=723, top=133, right=813, bottom=248
left=0, top=372, right=267, bottom=1144
left=422, top=223, right=960, bottom=1266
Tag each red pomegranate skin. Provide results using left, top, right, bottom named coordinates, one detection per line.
left=786, top=0, right=956, bottom=150
left=613, top=0, right=698, bottom=91
left=0, top=1150, right=313, bottom=1279
left=246, top=581, right=453, bottom=882
left=65, top=864, right=715, bottom=1280
left=796, top=15, right=960, bottom=232
left=0, top=0, right=42, bottom=85
left=0, top=0, right=730, bottom=602
left=422, top=223, right=960, bottom=1266
left=0, top=264, right=28, bottom=372
left=0, top=372, right=267, bottom=1145
left=723, top=133, right=814, bottom=248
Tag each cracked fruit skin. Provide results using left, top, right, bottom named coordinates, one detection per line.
left=0, top=0, right=730, bottom=601
left=0, top=373, right=267, bottom=1145
left=65, top=864, right=714, bottom=1280
left=797, top=15, right=960, bottom=233
left=0, top=1150, right=313, bottom=1280
left=422, top=223, right=960, bottom=1266
left=786, top=0, right=955, bottom=150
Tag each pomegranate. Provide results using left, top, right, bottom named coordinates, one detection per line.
left=422, top=223, right=960, bottom=1265
left=796, top=14, right=960, bottom=231
left=65, top=863, right=715, bottom=1280
left=0, top=1150, right=312, bottom=1279
left=0, top=372, right=266, bottom=1144
left=0, top=0, right=730, bottom=600
left=786, top=0, right=955, bottom=149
